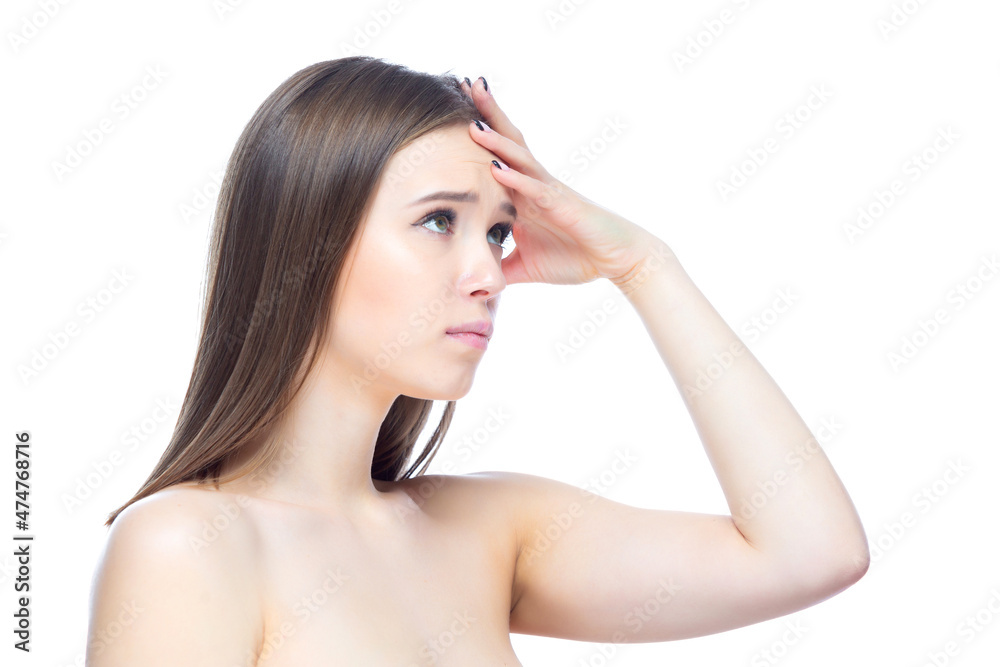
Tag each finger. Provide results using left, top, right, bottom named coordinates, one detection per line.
left=489, top=160, right=583, bottom=235
left=471, top=76, right=528, bottom=150
left=470, top=121, right=550, bottom=183
left=459, top=76, right=474, bottom=101
left=500, top=245, right=529, bottom=286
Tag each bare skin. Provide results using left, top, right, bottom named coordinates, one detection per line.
left=109, top=474, right=526, bottom=666
left=86, top=76, right=869, bottom=666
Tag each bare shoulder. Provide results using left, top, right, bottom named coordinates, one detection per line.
left=398, top=469, right=540, bottom=516
left=410, top=469, right=589, bottom=507
left=402, top=468, right=581, bottom=507
left=104, top=483, right=261, bottom=560
left=399, top=469, right=581, bottom=545
left=87, top=485, right=263, bottom=666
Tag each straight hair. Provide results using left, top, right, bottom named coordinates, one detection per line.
left=106, top=56, right=485, bottom=526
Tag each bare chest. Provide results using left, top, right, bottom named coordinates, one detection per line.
left=250, top=502, right=522, bottom=666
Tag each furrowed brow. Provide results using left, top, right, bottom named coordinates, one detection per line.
left=409, top=190, right=516, bottom=219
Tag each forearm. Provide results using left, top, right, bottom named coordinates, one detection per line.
left=614, top=238, right=868, bottom=577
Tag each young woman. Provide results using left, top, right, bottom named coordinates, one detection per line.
left=86, top=56, right=869, bottom=665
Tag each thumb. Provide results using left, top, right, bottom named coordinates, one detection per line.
left=501, top=247, right=529, bottom=286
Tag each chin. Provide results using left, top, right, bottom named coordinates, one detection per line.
left=411, top=385, right=474, bottom=402
left=403, top=375, right=477, bottom=402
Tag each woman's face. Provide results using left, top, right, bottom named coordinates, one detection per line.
left=327, top=123, right=515, bottom=400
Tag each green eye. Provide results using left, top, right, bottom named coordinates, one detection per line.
left=491, top=223, right=514, bottom=248
left=421, top=212, right=453, bottom=234
left=415, top=209, right=514, bottom=249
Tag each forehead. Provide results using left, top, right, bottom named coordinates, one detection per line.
left=376, top=124, right=505, bottom=199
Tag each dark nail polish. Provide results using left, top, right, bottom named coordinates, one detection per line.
left=474, top=119, right=484, bottom=131
left=463, top=77, right=472, bottom=88
left=480, top=76, right=489, bottom=93
left=491, top=160, right=500, bottom=169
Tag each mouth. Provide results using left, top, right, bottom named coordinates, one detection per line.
left=445, top=319, right=493, bottom=351
left=445, top=331, right=489, bottom=350
left=445, top=320, right=494, bottom=340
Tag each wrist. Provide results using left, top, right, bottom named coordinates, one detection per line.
left=609, top=236, right=681, bottom=297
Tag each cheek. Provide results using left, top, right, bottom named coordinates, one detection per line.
left=333, top=236, right=441, bottom=356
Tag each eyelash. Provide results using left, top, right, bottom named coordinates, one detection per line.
left=414, top=208, right=514, bottom=249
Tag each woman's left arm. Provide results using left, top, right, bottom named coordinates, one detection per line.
left=613, top=240, right=869, bottom=575
left=460, top=76, right=868, bottom=642
left=498, top=244, right=868, bottom=643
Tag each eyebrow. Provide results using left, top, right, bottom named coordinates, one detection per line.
left=409, top=190, right=517, bottom=219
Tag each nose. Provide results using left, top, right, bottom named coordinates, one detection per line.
left=456, top=236, right=506, bottom=300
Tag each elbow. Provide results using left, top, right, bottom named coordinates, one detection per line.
left=804, top=516, right=872, bottom=593
left=775, top=532, right=870, bottom=601
left=849, top=541, right=871, bottom=581
left=837, top=527, right=871, bottom=584
left=831, top=544, right=869, bottom=589
left=804, top=540, right=870, bottom=600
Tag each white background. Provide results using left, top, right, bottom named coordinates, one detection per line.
left=2, top=0, right=999, bottom=665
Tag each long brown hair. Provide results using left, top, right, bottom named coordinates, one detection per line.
left=106, top=56, right=485, bottom=526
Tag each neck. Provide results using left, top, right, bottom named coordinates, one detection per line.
left=218, top=347, right=404, bottom=519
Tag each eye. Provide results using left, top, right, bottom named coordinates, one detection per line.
left=490, top=223, right=515, bottom=249
left=415, top=209, right=515, bottom=251
left=419, top=210, right=455, bottom=235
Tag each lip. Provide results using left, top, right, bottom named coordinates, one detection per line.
left=446, top=331, right=489, bottom=350
left=445, top=320, right=494, bottom=340
left=445, top=320, right=493, bottom=351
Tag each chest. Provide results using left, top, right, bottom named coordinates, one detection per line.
left=252, top=510, right=521, bottom=666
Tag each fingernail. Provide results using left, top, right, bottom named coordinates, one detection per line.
left=463, top=76, right=472, bottom=88
left=491, top=159, right=509, bottom=171
left=480, top=76, right=490, bottom=94
left=474, top=119, right=492, bottom=132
